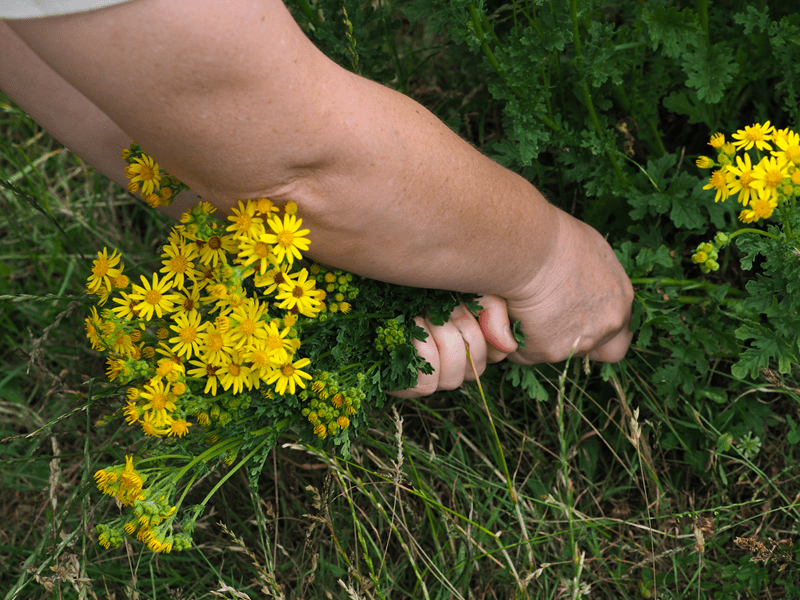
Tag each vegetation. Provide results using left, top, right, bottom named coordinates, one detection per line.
left=3, top=0, right=800, bottom=597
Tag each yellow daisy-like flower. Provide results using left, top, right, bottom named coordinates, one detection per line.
left=167, top=419, right=192, bottom=438
left=218, top=357, right=252, bottom=395
left=173, top=284, right=202, bottom=317
left=696, top=156, right=712, bottom=169
left=117, top=455, right=145, bottom=506
left=703, top=169, right=729, bottom=203
left=738, top=195, right=778, bottom=223
left=197, top=233, right=237, bottom=267
left=771, top=128, right=800, bottom=166
left=751, top=155, right=789, bottom=202
left=139, top=380, right=177, bottom=413
left=275, top=269, right=323, bottom=317
left=225, top=199, right=265, bottom=239
left=709, top=133, right=726, bottom=149
left=253, top=264, right=294, bottom=294
left=236, top=234, right=277, bottom=275
left=169, top=310, right=208, bottom=359
left=111, top=291, right=143, bottom=322
left=262, top=214, right=311, bottom=266
left=129, top=273, right=182, bottom=321
left=87, top=247, right=122, bottom=293
left=188, top=357, right=221, bottom=397
left=732, top=121, right=775, bottom=151
left=85, top=306, right=105, bottom=351
left=198, top=323, right=235, bottom=367
left=141, top=411, right=171, bottom=437
left=229, top=298, right=269, bottom=350
left=243, top=338, right=273, bottom=380
left=267, top=357, right=313, bottom=395
left=125, top=154, right=161, bottom=197
left=160, top=239, right=198, bottom=291
left=726, top=153, right=760, bottom=206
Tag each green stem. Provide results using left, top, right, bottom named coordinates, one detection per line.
left=696, top=0, right=710, bottom=48
left=468, top=4, right=561, bottom=133
left=568, top=0, right=627, bottom=187
left=629, top=277, right=745, bottom=295
left=728, top=227, right=782, bottom=243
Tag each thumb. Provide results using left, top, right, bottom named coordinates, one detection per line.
left=477, top=294, right=518, bottom=361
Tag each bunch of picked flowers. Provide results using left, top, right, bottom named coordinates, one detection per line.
left=693, top=122, right=800, bottom=272
left=85, top=144, right=469, bottom=553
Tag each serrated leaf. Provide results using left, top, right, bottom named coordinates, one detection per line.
left=642, top=5, right=702, bottom=58
left=682, top=43, right=738, bottom=104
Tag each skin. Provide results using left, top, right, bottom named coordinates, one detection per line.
left=1, top=0, right=634, bottom=396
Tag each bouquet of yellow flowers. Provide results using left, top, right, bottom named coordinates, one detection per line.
left=86, top=144, right=470, bottom=553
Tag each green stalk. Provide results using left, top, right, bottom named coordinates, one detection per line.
left=568, top=0, right=627, bottom=187
left=468, top=4, right=561, bottom=133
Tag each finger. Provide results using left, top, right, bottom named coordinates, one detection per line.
left=425, top=317, right=468, bottom=390
left=387, top=317, right=440, bottom=398
left=447, top=304, right=487, bottom=381
left=478, top=295, right=517, bottom=362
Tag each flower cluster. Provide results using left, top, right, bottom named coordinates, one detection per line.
left=696, top=122, right=800, bottom=223
left=121, top=142, right=189, bottom=209
left=87, top=145, right=465, bottom=554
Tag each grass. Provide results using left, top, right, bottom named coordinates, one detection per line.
left=3, top=4, right=800, bottom=598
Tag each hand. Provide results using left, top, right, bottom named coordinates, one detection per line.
left=502, top=209, right=634, bottom=365
left=388, top=295, right=516, bottom=399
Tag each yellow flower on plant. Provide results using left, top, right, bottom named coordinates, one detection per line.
left=141, top=411, right=171, bottom=436
left=726, top=153, right=760, bottom=206
left=229, top=298, right=269, bottom=350
left=129, top=273, right=182, bottom=321
left=275, top=269, right=323, bottom=317
left=738, top=195, right=778, bottom=223
left=696, top=156, right=712, bottom=169
left=160, top=239, right=198, bottom=291
left=87, top=247, right=122, bottom=293
left=197, top=233, right=237, bottom=267
left=188, top=357, right=221, bottom=396
left=198, top=323, right=235, bottom=367
left=709, top=133, right=726, bottom=149
left=267, top=357, right=313, bottom=395
left=169, top=311, right=208, bottom=359
left=117, top=456, right=145, bottom=505
left=254, top=264, right=294, bottom=294
left=125, top=154, right=161, bottom=197
left=262, top=214, right=311, bottom=266
left=771, top=128, right=800, bottom=166
left=732, top=121, right=775, bottom=151
left=237, top=234, right=277, bottom=275
left=751, top=155, right=789, bottom=202
left=218, top=357, right=252, bottom=395
left=225, top=199, right=264, bottom=238
left=703, top=169, right=729, bottom=203
left=167, top=419, right=191, bottom=438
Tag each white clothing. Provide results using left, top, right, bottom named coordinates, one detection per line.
left=0, top=0, right=135, bottom=19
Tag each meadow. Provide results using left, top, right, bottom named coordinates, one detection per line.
left=2, top=1, right=800, bottom=598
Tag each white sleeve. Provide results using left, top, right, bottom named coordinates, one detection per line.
left=0, top=0, right=136, bottom=19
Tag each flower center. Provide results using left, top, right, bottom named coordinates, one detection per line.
left=292, top=286, right=305, bottom=299
left=711, top=171, right=726, bottom=189
left=208, top=334, right=224, bottom=352
left=208, top=236, right=222, bottom=250
left=145, top=289, right=162, bottom=305
left=281, top=364, right=295, bottom=377
left=787, top=146, right=800, bottom=163
left=183, top=297, right=196, bottom=311
left=255, top=242, right=269, bottom=257
left=765, top=170, right=783, bottom=188
left=179, top=327, right=197, bottom=343
left=740, top=171, right=755, bottom=188
left=170, top=255, right=188, bottom=273
left=240, top=319, right=256, bottom=336
left=251, top=351, right=269, bottom=366
left=266, top=336, right=284, bottom=350
left=229, top=364, right=241, bottom=376
left=150, top=392, right=167, bottom=410
left=236, top=215, right=252, bottom=232
left=93, top=258, right=109, bottom=277
left=277, top=231, right=294, bottom=248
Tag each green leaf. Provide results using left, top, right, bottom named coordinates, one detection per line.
left=506, top=364, right=548, bottom=402
left=511, top=320, right=527, bottom=349
left=641, top=5, right=702, bottom=59
left=681, top=43, right=738, bottom=104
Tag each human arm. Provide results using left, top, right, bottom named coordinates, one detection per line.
left=5, top=0, right=632, bottom=369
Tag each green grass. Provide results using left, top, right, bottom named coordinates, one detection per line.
left=3, top=3, right=800, bottom=597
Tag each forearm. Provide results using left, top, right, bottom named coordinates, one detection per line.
left=0, top=20, right=201, bottom=220
left=6, top=0, right=561, bottom=298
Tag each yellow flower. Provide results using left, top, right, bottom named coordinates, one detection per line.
left=225, top=199, right=264, bottom=238
left=236, top=234, right=277, bottom=275
left=267, top=357, right=312, bottom=395
left=167, top=419, right=192, bottom=438
left=129, top=273, right=182, bottom=321
left=197, top=233, right=237, bottom=267
left=275, top=269, right=323, bottom=317
left=218, top=358, right=252, bottom=395
left=198, top=323, right=235, bottom=367
left=188, top=357, right=221, bottom=396
left=732, top=121, right=775, bottom=151
left=117, top=456, right=145, bottom=505
left=709, top=133, right=726, bottom=149
left=726, top=153, right=759, bottom=206
left=262, top=214, right=311, bottom=266
left=696, top=156, right=712, bottom=169
left=125, top=154, right=161, bottom=197
left=702, top=169, right=729, bottom=203
left=229, top=298, right=269, bottom=350
left=160, top=239, right=198, bottom=291
left=87, top=247, right=122, bottom=293
left=771, top=128, right=800, bottom=166
left=169, top=311, right=208, bottom=359
left=751, top=155, right=789, bottom=202
left=739, top=195, right=778, bottom=223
